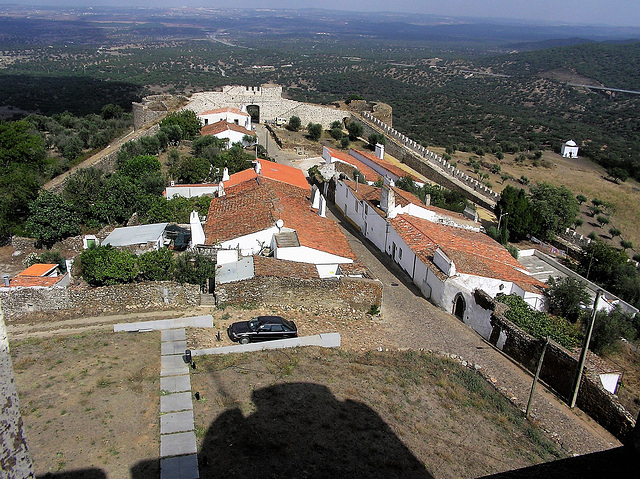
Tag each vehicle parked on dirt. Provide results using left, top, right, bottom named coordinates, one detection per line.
left=227, top=316, right=298, bottom=344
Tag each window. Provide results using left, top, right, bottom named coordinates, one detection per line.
left=271, top=324, right=284, bottom=332
left=399, top=248, right=403, bottom=259
left=355, top=202, right=358, bottom=213
left=365, top=204, right=369, bottom=215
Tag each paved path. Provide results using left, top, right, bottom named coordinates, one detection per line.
left=159, top=328, right=199, bottom=479
left=327, top=204, right=621, bottom=456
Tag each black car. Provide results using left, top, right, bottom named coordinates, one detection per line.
left=227, top=316, right=298, bottom=344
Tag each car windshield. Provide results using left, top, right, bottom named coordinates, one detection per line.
left=248, top=319, right=260, bottom=331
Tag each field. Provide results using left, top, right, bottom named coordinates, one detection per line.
left=11, top=326, right=564, bottom=478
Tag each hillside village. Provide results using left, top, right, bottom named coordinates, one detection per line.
left=2, top=84, right=640, bottom=478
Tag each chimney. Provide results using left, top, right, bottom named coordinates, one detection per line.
left=254, top=159, right=262, bottom=174
left=375, top=143, right=385, bottom=160
left=222, top=167, right=230, bottom=182
left=218, top=181, right=225, bottom=197
left=3, top=275, right=9, bottom=287
left=381, top=183, right=395, bottom=215
left=170, top=180, right=175, bottom=187
left=318, top=195, right=327, bottom=218
left=311, top=185, right=320, bottom=209
left=424, top=194, right=431, bottom=206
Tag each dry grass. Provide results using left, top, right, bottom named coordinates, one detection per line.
left=190, top=348, right=565, bottom=479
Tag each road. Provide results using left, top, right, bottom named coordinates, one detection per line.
left=326, top=202, right=621, bottom=456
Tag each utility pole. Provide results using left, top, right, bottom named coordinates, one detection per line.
left=570, top=290, right=602, bottom=408
left=526, top=336, right=550, bottom=419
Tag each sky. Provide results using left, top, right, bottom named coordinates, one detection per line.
left=4, top=0, right=640, bottom=27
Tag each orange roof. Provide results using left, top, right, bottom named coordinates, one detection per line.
left=199, top=107, right=249, bottom=117
left=351, top=149, right=420, bottom=182
left=389, top=214, right=544, bottom=293
left=225, top=168, right=258, bottom=188
left=257, top=159, right=310, bottom=191
left=204, top=177, right=354, bottom=261
left=325, top=147, right=381, bottom=183
left=200, top=120, right=255, bottom=137
left=18, top=264, right=58, bottom=277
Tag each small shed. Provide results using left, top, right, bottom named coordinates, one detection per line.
left=561, top=140, right=579, bottom=158
left=102, top=223, right=168, bottom=253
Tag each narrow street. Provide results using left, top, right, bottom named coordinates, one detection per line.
left=326, top=203, right=621, bottom=456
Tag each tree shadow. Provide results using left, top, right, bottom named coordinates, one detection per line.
left=37, top=469, right=107, bottom=479
left=131, top=382, right=433, bottom=479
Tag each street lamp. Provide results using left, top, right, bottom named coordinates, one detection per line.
left=498, top=212, right=509, bottom=231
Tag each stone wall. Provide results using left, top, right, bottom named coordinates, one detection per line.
left=215, top=276, right=383, bottom=313
left=0, top=305, right=35, bottom=479
left=357, top=112, right=498, bottom=210
left=133, top=94, right=187, bottom=130
left=0, top=281, right=200, bottom=319
left=487, top=299, right=636, bottom=442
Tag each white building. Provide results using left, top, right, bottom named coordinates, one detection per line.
left=335, top=178, right=545, bottom=339
left=102, top=223, right=168, bottom=253
left=561, top=140, right=579, bottom=158
left=197, top=106, right=252, bottom=130
left=200, top=120, right=256, bottom=148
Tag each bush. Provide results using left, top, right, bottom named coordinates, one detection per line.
left=306, top=122, right=322, bottom=141
left=590, top=308, right=638, bottom=355
left=544, top=276, right=590, bottom=323
left=496, top=293, right=582, bottom=349
left=138, top=248, right=175, bottom=281
left=80, top=246, right=138, bottom=286
left=174, top=251, right=215, bottom=286
left=287, top=116, right=301, bottom=132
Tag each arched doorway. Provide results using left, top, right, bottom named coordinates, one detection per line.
left=246, top=104, right=260, bottom=124
left=453, top=294, right=466, bottom=321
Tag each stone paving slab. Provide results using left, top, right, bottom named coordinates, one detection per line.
left=161, top=410, right=195, bottom=435
left=161, top=355, right=190, bottom=377
left=162, top=340, right=188, bottom=356
left=160, top=392, right=193, bottom=413
left=162, top=329, right=187, bottom=342
left=161, top=375, right=191, bottom=393
left=160, top=454, right=199, bottom=479
left=160, top=431, right=197, bottom=458
left=115, top=315, right=213, bottom=332
left=193, top=333, right=340, bottom=356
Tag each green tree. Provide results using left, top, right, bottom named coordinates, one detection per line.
left=340, top=137, right=350, bottom=149
left=589, top=308, right=638, bottom=355
left=138, top=248, right=175, bottom=281
left=576, top=194, right=587, bottom=204
left=346, top=121, right=363, bottom=141
left=191, top=135, right=227, bottom=160
left=330, top=127, right=343, bottom=140
left=160, top=110, right=202, bottom=140
left=25, top=191, right=81, bottom=248
left=621, top=240, right=633, bottom=250
left=607, top=167, right=629, bottom=184
left=287, top=116, right=301, bottom=132
left=545, top=276, right=590, bottom=323
left=529, top=182, right=579, bottom=240
left=92, top=174, right=140, bottom=225
left=596, top=215, right=610, bottom=227
left=174, top=252, right=215, bottom=286
left=80, top=245, right=138, bottom=286
left=367, top=133, right=386, bottom=149
left=495, top=185, right=534, bottom=241
left=609, top=228, right=621, bottom=238
left=306, top=122, right=322, bottom=141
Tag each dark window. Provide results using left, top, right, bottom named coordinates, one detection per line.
left=271, top=324, right=284, bottom=332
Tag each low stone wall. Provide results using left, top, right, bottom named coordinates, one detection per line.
left=488, top=303, right=636, bottom=442
left=0, top=281, right=200, bottom=319
left=215, top=276, right=383, bottom=313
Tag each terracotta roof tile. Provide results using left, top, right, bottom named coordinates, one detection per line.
left=205, top=176, right=354, bottom=261
left=224, top=169, right=258, bottom=189
left=10, top=275, right=66, bottom=288
left=18, top=264, right=58, bottom=276
left=325, top=147, right=381, bottom=183
left=390, top=214, right=545, bottom=293
left=257, top=159, right=311, bottom=191
left=200, top=120, right=255, bottom=137
left=351, top=149, right=420, bottom=182
left=199, top=107, right=249, bottom=117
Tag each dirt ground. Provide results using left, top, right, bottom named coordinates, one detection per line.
left=11, top=330, right=161, bottom=479
left=189, top=348, right=564, bottom=479
left=606, top=343, right=640, bottom=419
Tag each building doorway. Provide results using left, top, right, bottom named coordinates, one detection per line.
left=453, top=294, right=466, bottom=321
left=246, top=105, right=260, bottom=124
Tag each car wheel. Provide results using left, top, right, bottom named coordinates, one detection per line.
left=240, top=337, right=250, bottom=345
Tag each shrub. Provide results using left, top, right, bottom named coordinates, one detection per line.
left=138, top=248, right=174, bottom=281
left=496, top=293, right=582, bottom=349
left=287, top=116, right=301, bottom=132
left=174, top=252, right=215, bottom=286
left=80, top=246, right=138, bottom=286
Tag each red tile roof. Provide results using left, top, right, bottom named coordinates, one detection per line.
left=200, top=120, right=255, bottom=137
left=205, top=177, right=355, bottom=261
left=224, top=168, right=258, bottom=189
left=18, top=264, right=58, bottom=277
left=199, top=107, right=249, bottom=117
left=389, top=214, right=544, bottom=293
left=10, top=275, right=66, bottom=288
left=351, top=149, right=421, bottom=182
left=325, top=147, right=381, bottom=183
left=257, top=159, right=310, bottom=191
